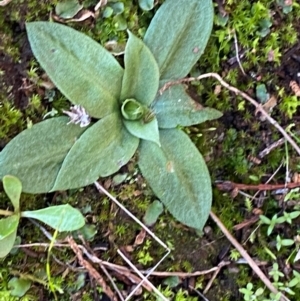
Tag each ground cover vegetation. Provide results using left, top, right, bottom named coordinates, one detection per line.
left=1, top=0, right=300, bottom=300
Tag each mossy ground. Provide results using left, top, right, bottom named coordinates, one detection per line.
left=1, top=1, right=300, bottom=300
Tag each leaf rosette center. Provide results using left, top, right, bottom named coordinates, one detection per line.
left=121, top=98, right=145, bottom=121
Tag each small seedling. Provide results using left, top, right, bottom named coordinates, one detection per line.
left=239, top=283, right=264, bottom=301
left=259, top=213, right=279, bottom=236
left=259, top=210, right=300, bottom=236
left=0, top=175, right=85, bottom=258
left=275, top=235, right=294, bottom=251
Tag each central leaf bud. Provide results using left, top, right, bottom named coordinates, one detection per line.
left=121, top=98, right=145, bottom=121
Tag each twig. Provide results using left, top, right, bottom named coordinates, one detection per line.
left=117, top=249, right=169, bottom=301
left=209, top=211, right=290, bottom=301
left=14, top=241, right=232, bottom=278
left=159, top=73, right=300, bottom=156
left=78, top=235, right=124, bottom=301
left=258, top=137, right=286, bottom=159
left=94, top=181, right=170, bottom=301
left=94, top=181, right=169, bottom=250
left=203, top=261, right=228, bottom=294
left=141, top=261, right=230, bottom=277
left=216, top=181, right=300, bottom=192
left=189, top=286, right=210, bottom=301
left=233, top=30, right=246, bottom=75
left=67, top=236, right=117, bottom=301
left=28, top=218, right=55, bottom=241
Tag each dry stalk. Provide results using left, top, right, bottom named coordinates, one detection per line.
left=67, top=236, right=117, bottom=301
left=209, top=211, right=290, bottom=301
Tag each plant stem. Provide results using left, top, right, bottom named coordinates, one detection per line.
left=10, top=270, right=48, bottom=286
left=160, top=72, right=300, bottom=156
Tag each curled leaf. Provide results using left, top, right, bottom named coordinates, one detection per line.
left=121, top=31, right=159, bottom=106
left=121, top=98, right=145, bottom=121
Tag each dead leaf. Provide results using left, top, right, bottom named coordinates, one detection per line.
left=255, top=95, right=277, bottom=121
left=292, top=172, right=300, bottom=183
left=133, top=229, right=146, bottom=247
left=214, top=85, right=222, bottom=95
left=123, top=245, right=134, bottom=253
left=290, top=80, right=300, bottom=97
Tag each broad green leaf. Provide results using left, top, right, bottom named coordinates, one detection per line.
left=121, top=31, right=159, bottom=106
left=123, top=117, right=160, bottom=146
left=138, top=129, right=212, bottom=230
left=0, top=117, right=86, bottom=193
left=0, top=227, right=17, bottom=258
left=22, top=204, right=85, bottom=232
left=143, top=200, right=164, bottom=226
left=26, top=22, right=123, bottom=118
left=144, top=0, right=213, bottom=80
left=0, top=215, right=19, bottom=257
left=55, top=0, right=83, bottom=19
left=3, top=175, right=22, bottom=212
left=52, top=113, right=139, bottom=190
left=0, top=215, right=19, bottom=240
left=8, top=277, right=31, bottom=297
left=138, top=0, right=154, bottom=11
left=153, top=85, right=222, bottom=128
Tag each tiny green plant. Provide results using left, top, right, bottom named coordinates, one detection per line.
left=260, top=210, right=300, bottom=236
left=239, top=283, right=264, bottom=301
left=0, top=0, right=222, bottom=230
left=0, top=175, right=85, bottom=258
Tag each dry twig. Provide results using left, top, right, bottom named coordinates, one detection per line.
left=203, top=261, right=228, bottom=294
left=159, top=73, right=300, bottom=156
left=209, top=211, right=290, bottom=301
left=216, top=180, right=300, bottom=192
left=233, top=30, right=246, bottom=75
left=67, top=236, right=117, bottom=301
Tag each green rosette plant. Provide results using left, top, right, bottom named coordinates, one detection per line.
left=0, top=0, right=221, bottom=230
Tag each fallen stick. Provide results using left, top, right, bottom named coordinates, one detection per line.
left=209, top=210, right=290, bottom=301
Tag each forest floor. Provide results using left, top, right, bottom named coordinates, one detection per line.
left=1, top=1, right=300, bottom=301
